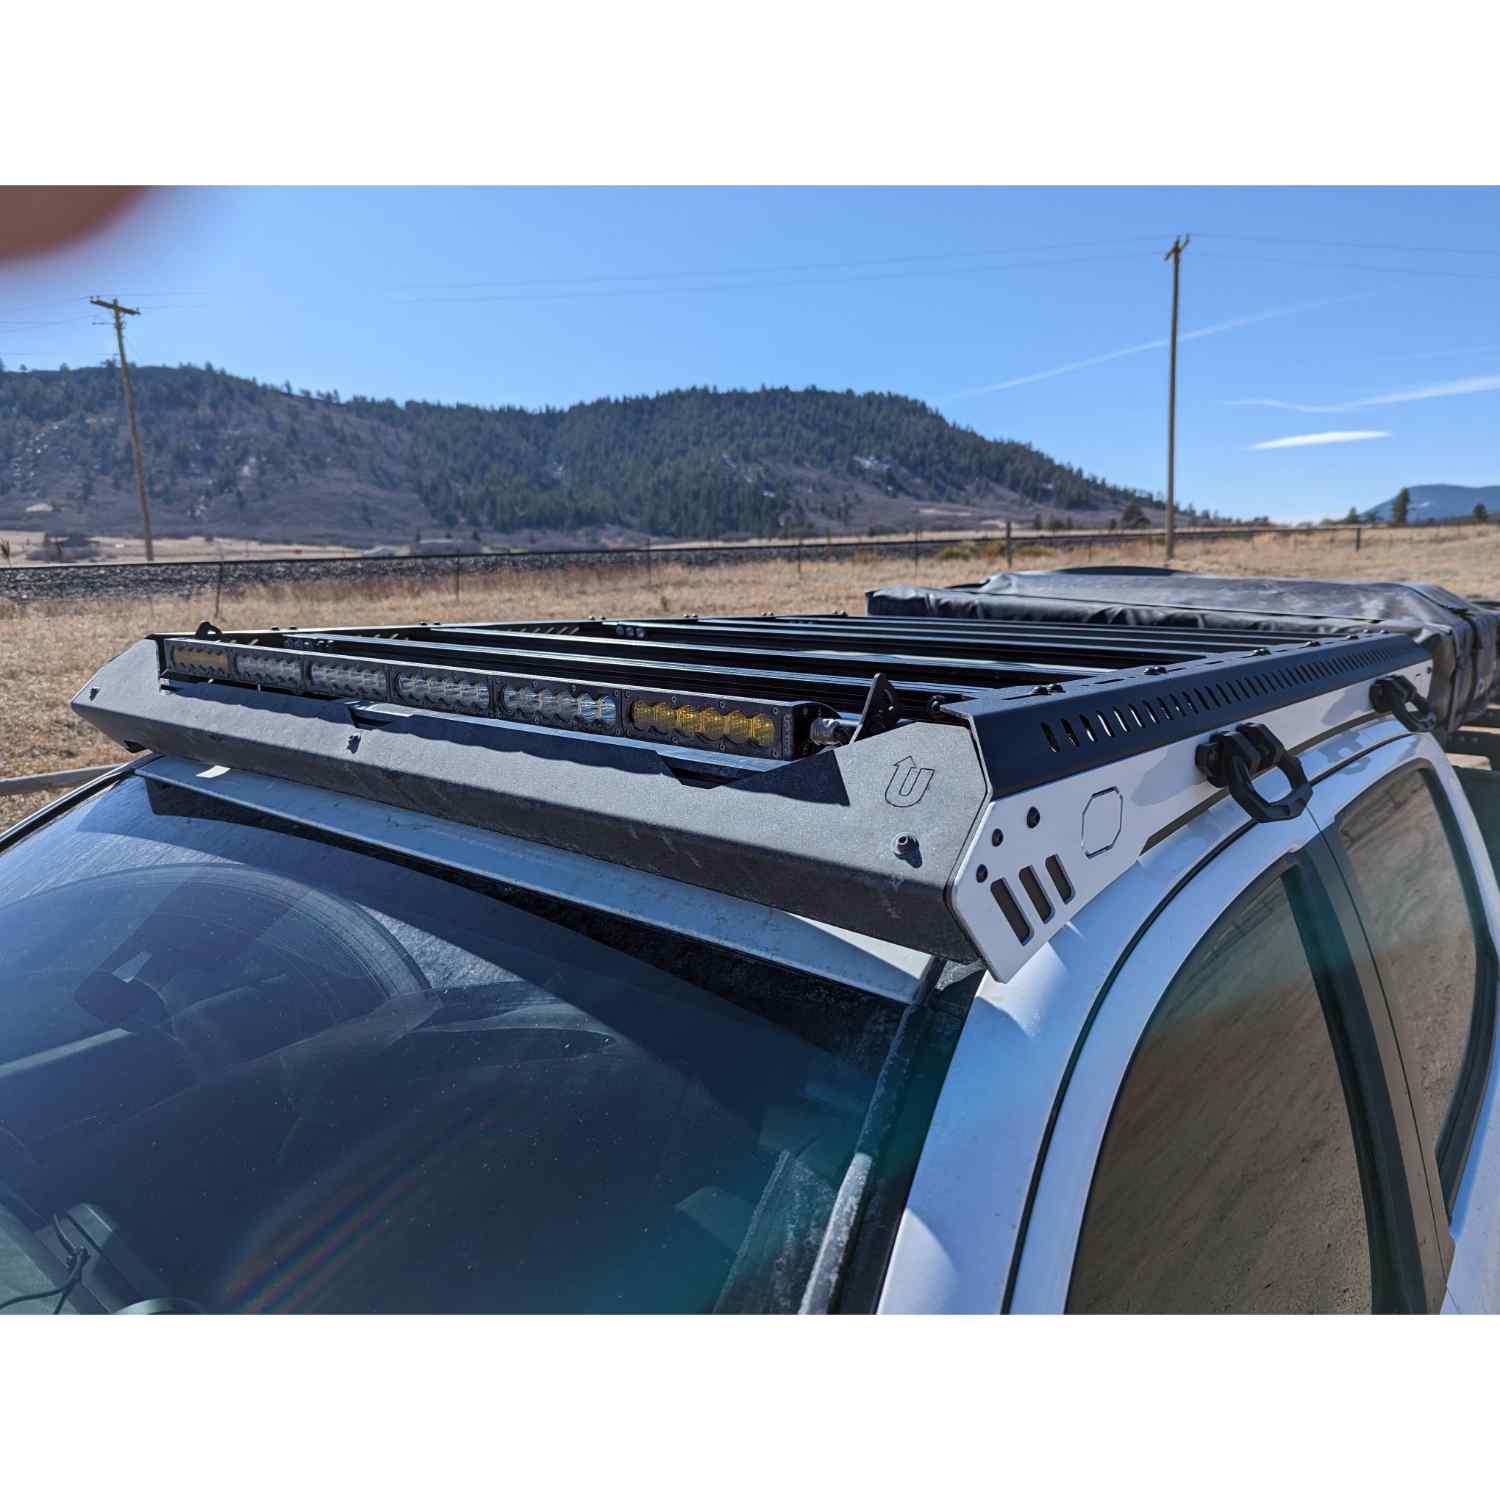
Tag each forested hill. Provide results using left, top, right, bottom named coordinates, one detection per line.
left=1363, top=483, right=1500, bottom=524
left=0, top=362, right=1159, bottom=547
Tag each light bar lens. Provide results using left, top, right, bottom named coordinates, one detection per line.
left=170, top=642, right=231, bottom=677
left=308, top=660, right=388, bottom=699
left=395, top=669, right=490, bottom=715
left=623, top=695, right=789, bottom=758
left=164, top=638, right=817, bottom=760
left=498, top=678, right=623, bottom=734
left=233, top=650, right=304, bottom=690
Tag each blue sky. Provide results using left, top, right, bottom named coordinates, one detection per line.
left=2, top=186, right=1497, bottom=522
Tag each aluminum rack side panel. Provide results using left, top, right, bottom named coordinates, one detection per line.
left=73, top=639, right=990, bottom=962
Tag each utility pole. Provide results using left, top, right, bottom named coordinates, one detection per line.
left=1162, top=235, right=1189, bottom=563
left=90, top=296, right=154, bottom=561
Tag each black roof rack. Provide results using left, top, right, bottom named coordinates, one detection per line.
left=72, top=613, right=1429, bottom=978
left=158, top=612, right=1425, bottom=788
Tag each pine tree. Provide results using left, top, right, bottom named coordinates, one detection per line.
left=1475, top=503, right=1489, bottom=524
left=1391, top=487, right=1411, bottom=527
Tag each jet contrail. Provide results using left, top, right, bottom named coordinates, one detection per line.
left=940, top=298, right=1358, bottom=401
left=1229, top=373, right=1500, bottom=415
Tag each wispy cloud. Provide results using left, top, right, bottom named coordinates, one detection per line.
left=1382, top=343, right=1500, bottom=362
left=940, top=298, right=1356, bottom=401
left=1230, top=373, right=1500, bottom=415
left=1250, top=430, right=1391, bottom=451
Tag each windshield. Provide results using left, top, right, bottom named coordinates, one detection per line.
left=0, top=775, right=914, bottom=1314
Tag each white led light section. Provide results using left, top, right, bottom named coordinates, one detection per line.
left=495, top=677, right=623, bottom=735
left=394, top=670, right=491, bottom=715
left=308, top=660, right=388, bottom=699
left=233, top=651, right=304, bottom=690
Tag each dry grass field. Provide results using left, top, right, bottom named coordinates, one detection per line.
left=5, top=522, right=1500, bottom=826
left=1, top=528, right=366, bottom=566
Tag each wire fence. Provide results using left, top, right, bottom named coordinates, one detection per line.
left=0, top=519, right=1480, bottom=606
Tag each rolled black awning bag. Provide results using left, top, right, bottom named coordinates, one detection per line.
left=867, top=567, right=1500, bottom=742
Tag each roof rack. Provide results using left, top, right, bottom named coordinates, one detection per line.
left=72, top=612, right=1431, bottom=982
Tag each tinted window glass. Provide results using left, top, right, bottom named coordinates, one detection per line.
left=0, top=777, right=907, bottom=1315
left=1336, top=769, right=1486, bottom=1173
left=1069, top=867, right=1372, bottom=1313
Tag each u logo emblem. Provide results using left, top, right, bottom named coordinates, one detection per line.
left=886, top=756, right=935, bottom=808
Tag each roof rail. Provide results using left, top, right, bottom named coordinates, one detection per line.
left=71, top=613, right=1431, bottom=980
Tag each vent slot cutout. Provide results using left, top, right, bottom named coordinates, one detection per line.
left=991, top=879, right=1033, bottom=944
left=1018, top=865, right=1054, bottom=923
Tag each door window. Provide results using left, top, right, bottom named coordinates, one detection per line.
left=1069, top=866, right=1373, bottom=1313
left=1332, top=767, right=1493, bottom=1200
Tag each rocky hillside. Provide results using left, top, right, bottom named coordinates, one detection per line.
left=0, top=363, right=1160, bottom=547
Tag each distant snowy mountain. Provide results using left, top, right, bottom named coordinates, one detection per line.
left=1364, top=483, right=1500, bottom=523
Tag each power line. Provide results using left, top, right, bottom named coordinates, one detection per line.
left=0, top=317, right=96, bottom=329
left=1194, top=231, right=1500, bottom=260
left=394, top=248, right=1162, bottom=306
left=89, top=296, right=156, bottom=563
left=1195, top=250, right=1500, bottom=284
left=392, top=235, right=1168, bottom=293
left=0, top=296, right=90, bottom=315
left=0, top=293, right=205, bottom=319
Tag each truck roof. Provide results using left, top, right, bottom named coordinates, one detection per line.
left=72, top=611, right=1431, bottom=981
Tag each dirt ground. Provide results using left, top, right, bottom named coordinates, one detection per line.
left=4, top=522, right=1498, bottom=827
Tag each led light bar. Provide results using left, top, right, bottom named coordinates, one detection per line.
left=620, top=689, right=820, bottom=760
left=233, top=650, right=304, bottom=690
left=394, top=668, right=489, bottom=715
left=307, top=659, right=389, bottom=699
left=167, top=641, right=232, bottom=678
left=497, top=680, right=621, bottom=734
left=161, top=640, right=831, bottom=760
